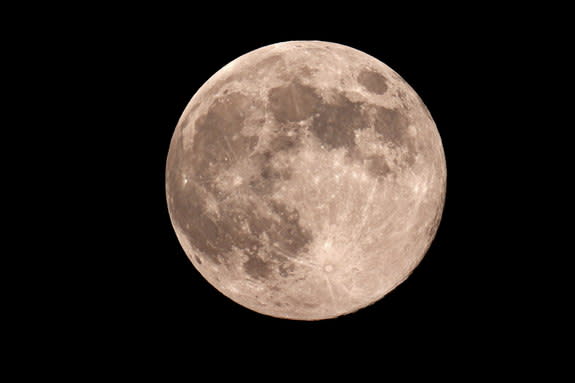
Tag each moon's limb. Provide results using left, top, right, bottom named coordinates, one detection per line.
left=166, top=41, right=446, bottom=320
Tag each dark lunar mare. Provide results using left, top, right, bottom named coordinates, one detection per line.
left=167, top=91, right=313, bottom=278
left=266, top=79, right=416, bottom=177
left=168, top=72, right=418, bottom=279
left=188, top=92, right=258, bottom=188
left=357, top=69, right=389, bottom=95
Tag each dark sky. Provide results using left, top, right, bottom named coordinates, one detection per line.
left=30, top=8, right=536, bottom=371
left=108, top=30, right=509, bottom=344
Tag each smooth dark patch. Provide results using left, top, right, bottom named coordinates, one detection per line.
left=310, top=94, right=365, bottom=150
left=268, top=81, right=321, bottom=123
left=261, top=164, right=291, bottom=183
left=194, top=255, right=203, bottom=265
left=269, top=134, right=300, bottom=152
left=365, top=155, right=392, bottom=177
left=358, top=70, right=388, bottom=95
left=169, top=116, right=312, bottom=271
left=224, top=198, right=310, bottom=278
left=248, top=151, right=292, bottom=196
left=248, top=175, right=274, bottom=196
left=170, top=190, right=313, bottom=274
left=190, top=92, right=258, bottom=188
left=373, top=106, right=417, bottom=167
left=373, top=106, right=410, bottom=147
left=244, top=256, right=272, bottom=280
left=168, top=182, right=231, bottom=264
left=268, top=200, right=312, bottom=254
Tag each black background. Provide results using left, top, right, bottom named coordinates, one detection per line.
left=34, top=7, right=538, bottom=372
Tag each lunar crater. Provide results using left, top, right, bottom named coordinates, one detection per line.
left=358, top=69, right=389, bottom=95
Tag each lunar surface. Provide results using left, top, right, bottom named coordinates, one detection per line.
left=166, top=41, right=446, bottom=320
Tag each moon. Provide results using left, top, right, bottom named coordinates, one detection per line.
left=166, top=41, right=446, bottom=320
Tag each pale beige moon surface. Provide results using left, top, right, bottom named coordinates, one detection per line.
left=166, top=41, right=446, bottom=320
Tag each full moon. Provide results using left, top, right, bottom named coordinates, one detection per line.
left=166, top=41, right=446, bottom=320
